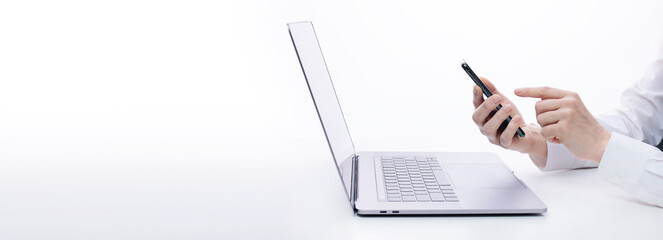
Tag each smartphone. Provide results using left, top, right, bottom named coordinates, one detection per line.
left=461, top=60, right=525, bottom=138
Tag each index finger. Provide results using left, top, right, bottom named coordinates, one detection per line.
left=479, top=77, right=501, bottom=95
left=514, top=87, right=568, bottom=99
left=473, top=85, right=484, bottom=108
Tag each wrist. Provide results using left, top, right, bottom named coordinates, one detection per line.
left=523, top=125, right=548, bottom=168
left=589, top=129, right=611, bottom=164
left=528, top=134, right=548, bottom=168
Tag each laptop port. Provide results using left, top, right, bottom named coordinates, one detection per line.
left=379, top=211, right=387, bottom=213
left=392, top=211, right=399, bottom=213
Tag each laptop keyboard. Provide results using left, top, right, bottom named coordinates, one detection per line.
left=377, top=155, right=458, bottom=202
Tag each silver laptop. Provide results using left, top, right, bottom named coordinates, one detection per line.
left=288, top=21, right=547, bottom=215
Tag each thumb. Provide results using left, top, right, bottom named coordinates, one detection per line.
left=479, top=77, right=500, bottom=95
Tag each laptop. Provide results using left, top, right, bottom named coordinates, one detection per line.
left=288, top=21, right=547, bottom=215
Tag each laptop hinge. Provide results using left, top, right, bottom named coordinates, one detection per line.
left=351, top=154, right=359, bottom=212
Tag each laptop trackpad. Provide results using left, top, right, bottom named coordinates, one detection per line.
left=445, top=164, right=525, bottom=189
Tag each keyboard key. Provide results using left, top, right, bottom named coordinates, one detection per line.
left=442, top=190, right=454, bottom=194
left=430, top=193, right=445, bottom=202
left=446, top=199, right=459, bottom=202
left=387, top=194, right=400, bottom=199
left=415, top=194, right=431, bottom=202
left=443, top=194, right=457, bottom=198
left=386, top=189, right=399, bottom=194
left=401, top=191, right=414, bottom=196
left=388, top=198, right=401, bottom=202
left=432, top=170, right=452, bottom=186
left=402, top=196, right=416, bottom=202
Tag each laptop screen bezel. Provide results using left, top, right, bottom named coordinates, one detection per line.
left=287, top=21, right=358, bottom=209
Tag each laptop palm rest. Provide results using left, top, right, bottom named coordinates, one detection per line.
left=445, top=164, right=526, bottom=189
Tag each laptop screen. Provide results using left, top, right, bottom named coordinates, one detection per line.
left=288, top=21, right=356, bottom=202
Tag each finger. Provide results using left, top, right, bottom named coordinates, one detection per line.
left=472, top=94, right=502, bottom=126
left=500, top=115, right=522, bottom=147
left=514, top=86, right=568, bottom=99
left=534, top=99, right=563, bottom=115
left=473, top=85, right=484, bottom=108
left=536, top=110, right=562, bottom=127
left=540, top=124, right=561, bottom=142
left=479, top=77, right=500, bottom=95
left=482, top=104, right=513, bottom=138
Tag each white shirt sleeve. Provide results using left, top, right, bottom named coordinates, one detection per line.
left=598, top=132, right=663, bottom=207
left=541, top=56, right=663, bottom=207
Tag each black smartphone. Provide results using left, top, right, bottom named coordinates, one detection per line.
left=461, top=60, right=525, bottom=138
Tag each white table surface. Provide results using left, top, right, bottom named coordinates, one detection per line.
left=2, top=0, right=663, bottom=239
left=1, top=123, right=661, bottom=239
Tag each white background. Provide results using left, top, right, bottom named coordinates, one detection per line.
left=1, top=0, right=662, bottom=239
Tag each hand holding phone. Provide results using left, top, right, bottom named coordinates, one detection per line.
left=461, top=60, right=525, bottom=138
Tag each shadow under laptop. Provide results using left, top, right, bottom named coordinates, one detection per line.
left=357, top=213, right=545, bottom=218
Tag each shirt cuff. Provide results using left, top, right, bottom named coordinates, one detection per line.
left=540, top=141, right=599, bottom=171
left=539, top=141, right=576, bottom=171
left=598, top=132, right=655, bottom=191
